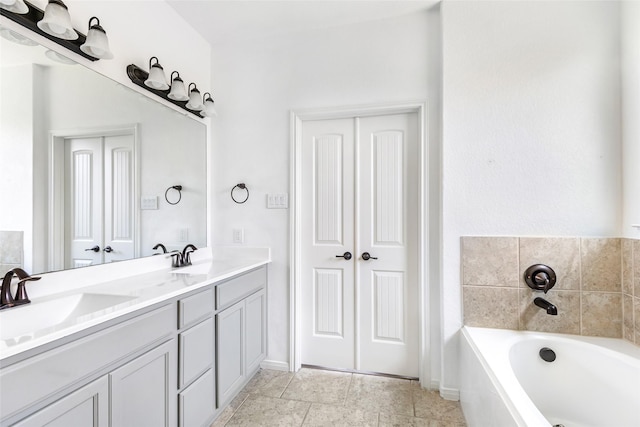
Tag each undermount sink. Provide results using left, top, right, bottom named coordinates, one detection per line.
left=0, top=293, right=136, bottom=341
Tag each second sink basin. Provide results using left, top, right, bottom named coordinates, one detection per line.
left=0, top=293, right=136, bottom=342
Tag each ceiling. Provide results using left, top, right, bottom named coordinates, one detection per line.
left=167, top=0, right=439, bottom=47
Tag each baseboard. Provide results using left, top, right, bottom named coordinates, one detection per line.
left=260, top=359, right=290, bottom=371
left=439, top=386, right=460, bottom=401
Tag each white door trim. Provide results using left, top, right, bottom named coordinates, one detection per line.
left=48, top=125, right=140, bottom=271
left=289, top=101, right=431, bottom=387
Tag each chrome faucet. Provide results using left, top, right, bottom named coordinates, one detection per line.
left=534, top=297, right=558, bottom=315
left=1, top=268, right=40, bottom=310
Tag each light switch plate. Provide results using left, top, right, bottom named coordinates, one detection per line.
left=267, top=193, right=289, bottom=209
left=233, top=228, right=244, bottom=244
left=141, top=196, right=158, bottom=210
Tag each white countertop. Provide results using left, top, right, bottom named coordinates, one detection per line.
left=0, top=247, right=270, bottom=362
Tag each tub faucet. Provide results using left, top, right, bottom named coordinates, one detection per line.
left=534, top=297, right=558, bottom=315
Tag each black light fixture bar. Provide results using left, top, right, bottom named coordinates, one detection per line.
left=126, top=64, right=202, bottom=117
left=0, top=1, right=98, bottom=62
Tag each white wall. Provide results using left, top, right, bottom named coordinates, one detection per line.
left=622, top=1, right=640, bottom=239
left=210, top=11, right=434, bottom=366
left=441, top=0, right=622, bottom=390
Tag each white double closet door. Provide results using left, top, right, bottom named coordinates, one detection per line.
left=301, top=112, right=419, bottom=378
left=64, top=134, right=135, bottom=268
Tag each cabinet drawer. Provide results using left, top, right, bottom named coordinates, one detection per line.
left=179, top=317, right=214, bottom=388
left=216, top=266, right=266, bottom=310
left=178, top=288, right=214, bottom=329
left=179, top=369, right=215, bottom=427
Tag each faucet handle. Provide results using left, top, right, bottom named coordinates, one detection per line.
left=168, top=251, right=182, bottom=268
left=14, top=276, right=40, bottom=305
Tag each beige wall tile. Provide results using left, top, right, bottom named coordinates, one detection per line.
left=623, top=294, right=634, bottom=342
left=581, top=292, right=622, bottom=338
left=635, top=297, right=640, bottom=344
left=463, top=286, right=519, bottom=329
left=519, top=290, right=580, bottom=334
left=0, top=231, right=23, bottom=265
left=622, top=239, right=634, bottom=295
left=581, top=238, right=621, bottom=292
left=462, top=237, right=518, bottom=287
left=634, top=240, right=640, bottom=298
left=519, top=238, right=580, bottom=291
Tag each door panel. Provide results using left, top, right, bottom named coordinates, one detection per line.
left=104, top=134, right=135, bottom=262
left=66, top=137, right=102, bottom=269
left=358, top=113, right=419, bottom=377
left=301, top=119, right=355, bottom=370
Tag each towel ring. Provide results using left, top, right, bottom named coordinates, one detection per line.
left=231, top=183, right=249, bottom=204
left=165, top=185, right=182, bottom=205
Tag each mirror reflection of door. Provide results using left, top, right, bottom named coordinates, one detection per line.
left=58, top=131, right=136, bottom=269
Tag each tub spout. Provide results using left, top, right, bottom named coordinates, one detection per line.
left=534, top=297, right=558, bottom=315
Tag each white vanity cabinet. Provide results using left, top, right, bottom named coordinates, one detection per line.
left=13, top=376, right=109, bottom=427
left=0, top=263, right=269, bottom=427
left=215, top=267, right=267, bottom=407
left=177, top=288, right=215, bottom=427
left=1, top=304, right=176, bottom=426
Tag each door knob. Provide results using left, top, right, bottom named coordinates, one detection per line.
left=361, top=252, right=378, bottom=261
left=103, top=246, right=114, bottom=253
left=336, top=252, right=352, bottom=260
left=85, top=245, right=100, bottom=252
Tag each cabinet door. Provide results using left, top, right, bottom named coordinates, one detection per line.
left=245, top=290, right=266, bottom=375
left=110, top=340, right=176, bottom=427
left=216, top=299, right=244, bottom=407
left=14, top=376, right=108, bottom=427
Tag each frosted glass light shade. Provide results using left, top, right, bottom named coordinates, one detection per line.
left=144, top=57, right=169, bottom=90
left=37, top=0, right=77, bottom=40
left=201, top=93, right=217, bottom=117
left=185, top=85, right=203, bottom=111
left=0, top=27, right=38, bottom=45
left=168, top=72, right=188, bottom=101
left=0, top=0, right=28, bottom=14
left=80, top=18, right=113, bottom=59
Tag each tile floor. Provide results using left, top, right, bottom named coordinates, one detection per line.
left=211, top=368, right=467, bottom=427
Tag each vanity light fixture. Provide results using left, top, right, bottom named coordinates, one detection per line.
left=0, top=26, right=37, bottom=45
left=45, top=48, right=76, bottom=64
left=144, top=56, right=169, bottom=90
left=37, top=0, right=76, bottom=40
left=201, top=92, right=217, bottom=117
left=185, top=83, right=204, bottom=111
left=168, top=71, right=189, bottom=101
left=0, top=0, right=100, bottom=61
left=80, top=16, right=113, bottom=59
left=0, top=0, right=28, bottom=14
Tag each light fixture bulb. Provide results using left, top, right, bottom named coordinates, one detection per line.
left=80, top=17, right=113, bottom=59
left=0, top=0, right=28, bottom=14
left=185, top=83, right=204, bottom=111
left=168, top=71, right=189, bottom=101
left=144, top=57, right=169, bottom=90
left=201, top=93, right=217, bottom=117
left=0, top=27, right=37, bottom=45
left=37, top=0, right=77, bottom=40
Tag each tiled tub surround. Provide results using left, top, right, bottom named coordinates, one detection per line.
left=0, top=231, right=23, bottom=272
left=462, top=236, right=640, bottom=344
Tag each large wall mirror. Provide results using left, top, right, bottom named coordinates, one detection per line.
left=0, top=27, right=207, bottom=275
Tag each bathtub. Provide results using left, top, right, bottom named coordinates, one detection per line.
left=459, top=326, right=640, bottom=427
